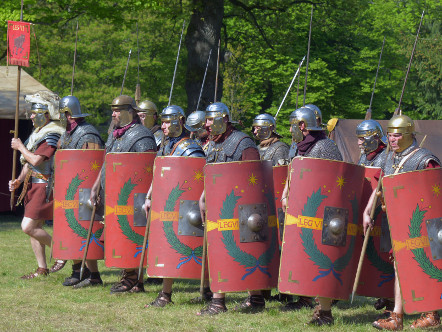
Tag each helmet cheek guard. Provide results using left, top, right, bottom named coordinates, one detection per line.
left=210, top=115, right=227, bottom=136
left=361, top=134, right=379, bottom=154
left=59, top=112, right=67, bottom=128
left=33, top=112, right=48, bottom=129
left=291, top=122, right=304, bottom=143
left=254, top=126, right=272, bottom=140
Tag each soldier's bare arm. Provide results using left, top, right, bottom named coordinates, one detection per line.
left=362, top=188, right=377, bottom=235
left=90, top=168, right=102, bottom=205
left=11, top=138, right=46, bottom=166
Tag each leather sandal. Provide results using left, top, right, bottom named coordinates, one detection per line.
left=233, top=295, right=265, bottom=313
left=372, top=311, right=403, bottom=331
left=280, top=296, right=314, bottom=311
left=21, top=267, right=49, bottom=279
left=128, top=282, right=145, bottom=293
left=145, top=291, right=173, bottom=308
left=49, top=260, right=67, bottom=273
left=190, top=287, right=213, bottom=303
left=308, top=305, right=334, bottom=326
left=72, top=277, right=103, bottom=289
left=110, top=270, right=138, bottom=294
left=410, top=311, right=440, bottom=329
left=197, top=298, right=227, bottom=316
left=63, top=264, right=90, bottom=286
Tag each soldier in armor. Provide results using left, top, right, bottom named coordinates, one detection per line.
left=197, top=102, right=263, bottom=315
left=304, top=104, right=323, bottom=128
left=90, top=95, right=157, bottom=294
left=144, top=105, right=205, bottom=308
left=56, top=95, right=105, bottom=288
left=356, top=119, right=387, bottom=167
left=281, top=107, right=342, bottom=325
left=252, top=113, right=289, bottom=166
left=138, top=99, right=163, bottom=149
left=185, top=110, right=210, bottom=153
left=363, top=115, right=440, bottom=331
left=9, top=99, right=65, bottom=279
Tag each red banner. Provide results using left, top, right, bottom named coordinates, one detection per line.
left=7, top=21, right=31, bottom=67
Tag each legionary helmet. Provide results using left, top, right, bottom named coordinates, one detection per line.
left=356, top=119, right=385, bottom=154
left=110, top=95, right=141, bottom=127
left=205, top=102, right=230, bottom=136
left=161, top=105, right=185, bottom=138
left=289, top=107, right=322, bottom=143
left=184, top=110, right=206, bottom=136
left=59, top=96, right=90, bottom=128
left=138, top=100, right=158, bottom=129
left=30, top=103, right=49, bottom=129
left=387, top=115, right=415, bottom=152
left=305, top=104, right=323, bottom=127
left=252, top=113, right=281, bottom=140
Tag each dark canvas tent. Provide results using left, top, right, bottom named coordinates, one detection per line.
left=329, top=119, right=442, bottom=164
left=0, top=66, right=53, bottom=212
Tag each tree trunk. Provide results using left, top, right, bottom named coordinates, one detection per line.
left=185, top=0, right=224, bottom=114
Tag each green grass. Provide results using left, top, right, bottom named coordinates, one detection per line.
left=0, top=217, right=420, bottom=331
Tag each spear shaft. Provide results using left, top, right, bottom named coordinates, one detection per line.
left=169, top=20, right=185, bottom=106
left=214, top=39, right=221, bottom=102
left=196, top=49, right=212, bottom=111
left=365, top=36, right=385, bottom=120
left=120, top=49, right=132, bottom=96
left=70, top=21, right=79, bottom=96
left=303, top=5, right=314, bottom=106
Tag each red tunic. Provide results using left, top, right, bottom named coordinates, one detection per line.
left=24, top=141, right=56, bottom=220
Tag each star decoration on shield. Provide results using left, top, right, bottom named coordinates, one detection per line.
left=193, top=170, right=204, bottom=182
left=336, top=176, right=346, bottom=190
left=431, top=183, right=440, bottom=197
left=90, top=160, right=101, bottom=171
left=144, top=165, right=153, bottom=173
left=248, top=173, right=258, bottom=186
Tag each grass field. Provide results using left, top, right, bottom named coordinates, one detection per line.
left=0, top=215, right=423, bottom=331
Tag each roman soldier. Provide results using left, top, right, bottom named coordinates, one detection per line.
left=55, top=95, right=105, bottom=288
left=185, top=110, right=210, bottom=153
left=138, top=99, right=163, bottom=149
left=356, top=119, right=387, bottom=167
left=281, top=107, right=343, bottom=325
left=252, top=113, right=289, bottom=166
left=363, top=114, right=441, bottom=330
left=144, top=105, right=205, bottom=308
left=9, top=96, right=65, bottom=279
left=90, top=95, right=157, bottom=294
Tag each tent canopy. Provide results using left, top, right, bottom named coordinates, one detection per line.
left=329, top=119, right=442, bottom=163
left=0, top=66, right=52, bottom=119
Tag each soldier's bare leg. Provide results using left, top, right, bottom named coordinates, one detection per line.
left=22, top=218, right=51, bottom=268
left=145, top=278, right=175, bottom=308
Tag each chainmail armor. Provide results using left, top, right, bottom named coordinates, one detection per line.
left=305, top=138, right=343, bottom=161
left=357, top=149, right=387, bottom=168
left=59, top=122, right=103, bottom=149
left=259, top=140, right=290, bottom=166
left=382, top=140, right=441, bottom=175
left=105, top=124, right=156, bottom=153
left=206, top=130, right=257, bottom=163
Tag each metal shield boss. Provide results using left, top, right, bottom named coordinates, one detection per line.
left=356, top=167, right=394, bottom=299
left=52, top=149, right=105, bottom=260
left=104, top=152, right=156, bottom=268
left=279, top=157, right=365, bottom=300
left=146, top=156, right=206, bottom=279
left=204, top=160, right=279, bottom=293
left=383, top=168, right=442, bottom=314
left=273, top=165, right=289, bottom=247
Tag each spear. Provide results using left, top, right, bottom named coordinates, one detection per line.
left=169, top=20, right=185, bottom=106
left=295, top=73, right=300, bottom=109
left=303, top=5, right=314, bottom=106
left=70, top=21, right=79, bottom=96
left=351, top=11, right=425, bottom=303
left=137, top=209, right=151, bottom=280
left=214, top=39, right=221, bottom=102
left=365, top=37, right=385, bottom=120
left=135, top=22, right=141, bottom=104
left=120, top=49, right=132, bottom=96
left=196, top=49, right=212, bottom=111
left=274, top=56, right=306, bottom=120
left=10, top=0, right=24, bottom=210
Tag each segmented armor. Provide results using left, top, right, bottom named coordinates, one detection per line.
left=357, top=149, right=387, bottom=168
left=259, top=140, right=290, bottom=166
left=105, top=124, right=156, bottom=153
left=206, top=130, right=257, bottom=163
left=59, top=121, right=103, bottom=149
left=382, top=140, right=441, bottom=175
left=157, top=137, right=205, bottom=157
left=151, top=125, right=163, bottom=148
left=305, top=138, right=343, bottom=161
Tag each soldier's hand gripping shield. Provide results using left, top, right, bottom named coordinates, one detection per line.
left=104, top=152, right=156, bottom=269
left=273, top=165, right=289, bottom=247
left=204, top=160, right=279, bottom=293
left=279, top=157, right=365, bottom=300
left=53, top=149, right=105, bottom=260
left=356, top=166, right=394, bottom=299
left=383, top=168, right=442, bottom=314
left=146, top=156, right=206, bottom=279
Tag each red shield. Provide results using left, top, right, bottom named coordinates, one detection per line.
left=146, top=156, right=206, bottom=279
left=356, top=167, right=394, bottom=298
left=273, top=165, right=288, bottom=247
left=204, top=160, right=279, bottom=293
left=383, top=168, right=442, bottom=314
left=104, top=152, right=156, bottom=269
left=279, top=157, right=365, bottom=300
left=52, top=149, right=105, bottom=260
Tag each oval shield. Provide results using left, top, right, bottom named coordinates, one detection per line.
left=273, top=165, right=288, bottom=247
